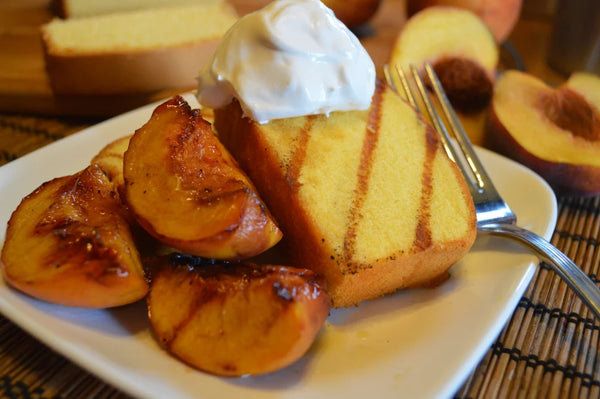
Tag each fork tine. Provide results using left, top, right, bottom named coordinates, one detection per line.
left=382, top=65, right=398, bottom=97
left=422, top=63, right=493, bottom=192
left=396, top=67, right=419, bottom=110
left=383, top=65, right=417, bottom=109
left=406, top=65, right=461, bottom=166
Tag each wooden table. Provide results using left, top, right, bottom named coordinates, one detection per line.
left=1, top=1, right=599, bottom=398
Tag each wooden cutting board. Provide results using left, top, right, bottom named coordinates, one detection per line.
left=0, top=0, right=406, bottom=117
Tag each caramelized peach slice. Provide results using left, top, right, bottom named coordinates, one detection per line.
left=123, top=96, right=282, bottom=259
left=146, top=255, right=330, bottom=376
left=0, top=164, right=148, bottom=308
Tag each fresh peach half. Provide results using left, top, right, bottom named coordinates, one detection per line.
left=388, top=6, right=499, bottom=145
left=321, top=0, right=381, bottom=28
left=487, top=70, right=600, bottom=196
left=406, top=0, right=522, bottom=43
left=1, top=164, right=148, bottom=308
left=123, top=96, right=282, bottom=259
left=146, top=255, right=330, bottom=376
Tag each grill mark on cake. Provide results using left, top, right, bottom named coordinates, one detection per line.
left=413, top=125, right=439, bottom=251
left=342, top=80, right=385, bottom=273
left=285, top=116, right=315, bottom=192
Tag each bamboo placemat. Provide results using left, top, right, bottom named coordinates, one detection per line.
left=1, top=112, right=599, bottom=398
left=457, top=195, right=600, bottom=399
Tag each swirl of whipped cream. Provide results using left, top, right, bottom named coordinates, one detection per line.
left=196, top=0, right=376, bottom=124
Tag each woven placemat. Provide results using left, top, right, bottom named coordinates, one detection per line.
left=0, top=114, right=91, bottom=167
left=1, top=113, right=599, bottom=398
left=458, top=195, right=600, bottom=399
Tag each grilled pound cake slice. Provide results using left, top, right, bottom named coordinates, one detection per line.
left=214, top=80, right=477, bottom=308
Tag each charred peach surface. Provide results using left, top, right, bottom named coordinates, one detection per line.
left=487, top=70, right=600, bottom=196
left=146, top=256, right=330, bottom=376
left=0, top=164, right=148, bottom=308
left=123, top=96, right=282, bottom=259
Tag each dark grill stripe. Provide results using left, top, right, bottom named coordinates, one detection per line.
left=342, top=80, right=385, bottom=273
left=285, top=116, right=314, bottom=192
left=412, top=125, right=439, bottom=251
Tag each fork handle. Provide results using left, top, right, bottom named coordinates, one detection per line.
left=478, top=224, right=600, bottom=320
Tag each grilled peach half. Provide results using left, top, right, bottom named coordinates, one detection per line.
left=123, top=96, right=282, bottom=259
left=0, top=164, right=148, bottom=308
left=146, top=255, right=331, bottom=376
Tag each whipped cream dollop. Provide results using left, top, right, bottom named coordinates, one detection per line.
left=196, top=0, right=376, bottom=124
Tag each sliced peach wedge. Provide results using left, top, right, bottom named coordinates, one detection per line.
left=146, top=255, right=331, bottom=376
left=91, top=134, right=132, bottom=196
left=123, top=96, right=282, bottom=259
left=0, top=164, right=148, bottom=308
left=487, top=70, right=600, bottom=196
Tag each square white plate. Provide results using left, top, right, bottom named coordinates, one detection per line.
left=0, top=94, right=557, bottom=399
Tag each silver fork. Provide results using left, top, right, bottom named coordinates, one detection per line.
left=384, top=62, right=600, bottom=320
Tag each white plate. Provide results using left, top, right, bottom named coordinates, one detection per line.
left=0, top=94, right=557, bottom=399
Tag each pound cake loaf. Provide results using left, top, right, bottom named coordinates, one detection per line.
left=41, top=4, right=237, bottom=94
left=214, top=80, right=477, bottom=308
left=51, top=0, right=222, bottom=18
